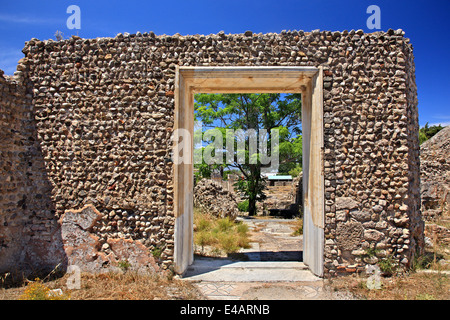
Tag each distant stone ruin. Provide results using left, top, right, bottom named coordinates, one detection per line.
left=420, top=125, right=450, bottom=221
left=263, top=174, right=303, bottom=218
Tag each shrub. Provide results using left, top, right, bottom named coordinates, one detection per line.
left=216, top=217, right=234, bottom=232
left=218, top=233, right=239, bottom=253
left=236, top=223, right=249, bottom=235
left=19, top=278, right=70, bottom=300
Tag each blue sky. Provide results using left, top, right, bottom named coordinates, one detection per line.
left=0, top=0, right=449, bottom=127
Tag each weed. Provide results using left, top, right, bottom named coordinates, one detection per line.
left=412, top=252, right=435, bottom=271
left=216, top=217, right=234, bottom=232
left=196, top=215, right=212, bottom=231
left=151, top=246, right=163, bottom=259
left=364, top=246, right=378, bottom=258
left=416, top=293, right=436, bottom=300
left=117, top=259, right=132, bottom=272
left=19, top=278, right=70, bottom=300
left=290, top=218, right=303, bottom=236
left=378, top=254, right=398, bottom=276
left=218, top=233, right=239, bottom=253
left=195, top=231, right=215, bottom=251
left=236, top=223, right=249, bottom=235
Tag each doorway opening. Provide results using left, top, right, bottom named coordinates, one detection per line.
left=173, top=66, right=324, bottom=277
left=192, top=92, right=303, bottom=263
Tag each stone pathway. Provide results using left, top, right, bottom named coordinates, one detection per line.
left=181, top=217, right=340, bottom=300
left=238, top=217, right=303, bottom=261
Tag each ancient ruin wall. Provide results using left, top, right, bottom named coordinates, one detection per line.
left=0, top=71, right=32, bottom=273
left=0, top=29, right=422, bottom=276
left=420, top=125, right=450, bottom=220
left=0, top=68, right=65, bottom=274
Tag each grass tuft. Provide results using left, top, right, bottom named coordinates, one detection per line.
left=194, top=207, right=251, bottom=256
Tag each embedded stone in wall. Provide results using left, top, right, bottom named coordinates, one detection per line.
left=106, top=238, right=160, bottom=273
left=60, top=204, right=159, bottom=273
left=335, top=197, right=359, bottom=211
left=60, top=205, right=108, bottom=271
left=336, top=221, right=364, bottom=251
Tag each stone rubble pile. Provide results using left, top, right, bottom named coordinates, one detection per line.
left=194, top=179, right=239, bottom=220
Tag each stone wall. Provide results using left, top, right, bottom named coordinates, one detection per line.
left=319, top=29, right=422, bottom=275
left=420, top=125, right=450, bottom=221
left=0, top=67, right=65, bottom=275
left=21, top=35, right=176, bottom=272
left=0, top=29, right=422, bottom=277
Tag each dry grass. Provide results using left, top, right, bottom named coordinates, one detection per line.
left=327, top=215, right=449, bottom=300
left=0, top=271, right=205, bottom=300
left=329, top=219, right=450, bottom=300
left=289, top=217, right=303, bottom=236
left=193, top=207, right=251, bottom=257
left=327, top=271, right=449, bottom=300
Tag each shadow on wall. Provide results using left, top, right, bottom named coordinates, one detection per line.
left=0, top=71, right=68, bottom=279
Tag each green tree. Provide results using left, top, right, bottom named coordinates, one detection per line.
left=194, top=93, right=302, bottom=216
left=419, top=122, right=444, bottom=144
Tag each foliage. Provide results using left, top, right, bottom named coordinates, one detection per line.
left=194, top=145, right=225, bottom=184
left=233, top=174, right=267, bottom=216
left=278, top=133, right=302, bottom=174
left=151, top=246, right=163, bottom=259
left=194, top=93, right=302, bottom=215
left=411, top=252, right=435, bottom=271
left=377, top=254, right=397, bottom=276
left=419, top=122, right=444, bottom=144
left=237, top=199, right=249, bottom=212
left=19, top=278, right=70, bottom=300
left=288, top=164, right=302, bottom=178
